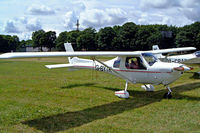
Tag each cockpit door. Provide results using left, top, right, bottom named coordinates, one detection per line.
left=116, top=56, right=149, bottom=83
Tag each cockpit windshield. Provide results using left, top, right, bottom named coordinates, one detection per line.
left=195, top=51, right=200, bottom=57
left=142, top=53, right=158, bottom=66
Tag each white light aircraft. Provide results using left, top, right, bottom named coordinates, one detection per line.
left=153, top=45, right=200, bottom=64
left=0, top=43, right=194, bottom=99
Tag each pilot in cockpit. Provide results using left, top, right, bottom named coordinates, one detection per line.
left=126, top=57, right=146, bottom=69
left=130, top=58, right=139, bottom=69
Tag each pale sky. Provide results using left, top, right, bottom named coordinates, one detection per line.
left=0, top=0, right=199, bottom=40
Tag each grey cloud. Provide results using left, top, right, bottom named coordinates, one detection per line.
left=137, top=0, right=200, bottom=26
left=182, top=8, right=200, bottom=21
left=3, top=20, right=20, bottom=33
left=28, top=5, right=55, bottom=15
left=26, top=22, right=41, bottom=31
left=180, top=0, right=200, bottom=8
left=17, top=17, right=42, bottom=32
left=63, top=11, right=78, bottom=30
left=25, top=19, right=42, bottom=31
left=140, top=0, right=179, bottom=9
left=179, top=0, right=200, bottom=21
left=80, top=8, right=127, bottom=29
left=72, top=1, right=86, bottom=15
left=3, top=17, right=42, bottom=34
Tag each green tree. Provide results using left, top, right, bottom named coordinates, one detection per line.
left=134, top=25, right=162, bottom=50
left=111, top=25, right=122, bottom=50
left=120, top=22, right=138, bottom=50
left=17, top=39, right=33, bottom=50
left=97, top=27, right=116, bottom=50
left=0, top=35, right=8, bottom=52
left=147, top=32, right=162, bottom=49
left=67, top=30, right=80, bottom=50
left=56, top=31, right=68, bottom=51
left=135, top=26, right=151, bottom=50
left=41, top=31, right=56, bottom=51
left=0, top=35, right=19, bottom=52
left=32, top=29, right=45, bottom=51
left=176, top=22, right=200, bottom=49
left=196, top=33, right=200, bottom=50
left=175, top=29, right=194, bottom=47
left=77, top=28, right=97, bottom=50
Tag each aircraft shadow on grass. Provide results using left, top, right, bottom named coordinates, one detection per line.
left=60, top=83, right=95, bottom=89
left=22, top=82, right=200, bottom=133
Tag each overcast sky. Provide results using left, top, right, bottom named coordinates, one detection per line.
left=0, top=0, right=200, bottom=40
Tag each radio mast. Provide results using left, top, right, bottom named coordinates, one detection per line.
left=76, top=19, right=80, bottom=31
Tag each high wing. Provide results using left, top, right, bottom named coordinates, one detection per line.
left=150, top=47, right=196, bottom=54
left=0, top=51, right=142, bottom=59
left=0, top=46, right=196, bottom=59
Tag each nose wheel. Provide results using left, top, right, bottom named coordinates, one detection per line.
left=163, top=86, right=172, bottom=99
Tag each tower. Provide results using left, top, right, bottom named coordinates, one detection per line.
left=76, top=19, right=80, bottom=31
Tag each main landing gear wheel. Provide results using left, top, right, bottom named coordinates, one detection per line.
left=163, top=86, right=172, bottom=99
left=115, top=81, right=129, bottom=98
left=163, top=92, right=172, bottom=99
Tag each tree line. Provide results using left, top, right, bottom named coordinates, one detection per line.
left=0, top=21, right=200, bottom=52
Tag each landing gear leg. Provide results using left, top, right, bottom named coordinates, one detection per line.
left=163, top=86, right=172, bottom=99
left=141, top=84, right=155, bottom=91
left=125, top=81, right=128, bottom=91
left=115, top=81, right=130, bottom=98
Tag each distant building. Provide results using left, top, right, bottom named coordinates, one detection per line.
left=18, top=45, right=55, bottom=52
left=25, top=46, right=49, bottom=52
left=161, top=31, right=173, bottom=38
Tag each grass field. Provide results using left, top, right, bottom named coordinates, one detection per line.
left=0, top=57, right=200, bottom=133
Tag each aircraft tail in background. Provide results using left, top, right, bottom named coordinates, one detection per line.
left=152, top=45, right=165, bottom=58
left=64, top=43, right=93, bottom=65
left=64, top=43, right=74, bottom=64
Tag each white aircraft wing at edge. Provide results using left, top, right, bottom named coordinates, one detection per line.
left=150, top=47, right=196, bottom=54
left=0, top=47, right=196, bottom=59
left=0, top=51, right=142, bottom=59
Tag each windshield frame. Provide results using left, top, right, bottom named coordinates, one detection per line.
left=142, top=53, right=159, bottom=66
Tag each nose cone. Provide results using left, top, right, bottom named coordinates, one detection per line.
left=182, top=65, right=191, bottom=71
left=173, top=65, right=191, bottom=72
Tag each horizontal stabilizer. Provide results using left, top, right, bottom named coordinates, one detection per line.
left=45, top=64, right=74, bottom=69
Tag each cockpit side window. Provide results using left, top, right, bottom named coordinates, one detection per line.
left=113, top=58, right=121, bottom=68
left=195, top=51, right=200, bottom=57
left=125, top=57, right=146, bottom=69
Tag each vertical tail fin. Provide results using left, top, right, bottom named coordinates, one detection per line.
left=64, top=43, right=74, bottom=63
left=152, top=45, right=164, bottom=58
left=64, top=43, right=74, bottom=52
left=152, top=45, right=160, bottom=50
left=64, top=43, right=93, bottom=64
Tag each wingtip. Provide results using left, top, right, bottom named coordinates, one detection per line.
left=45, top=65, right=52, bottom=69
left=0, top=53, right=10, bottom=59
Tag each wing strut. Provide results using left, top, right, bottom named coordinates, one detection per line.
left=92, top=57, right=133, bottom=83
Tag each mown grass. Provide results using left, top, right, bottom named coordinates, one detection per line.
left=0, top=57, right=200, bottom=133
